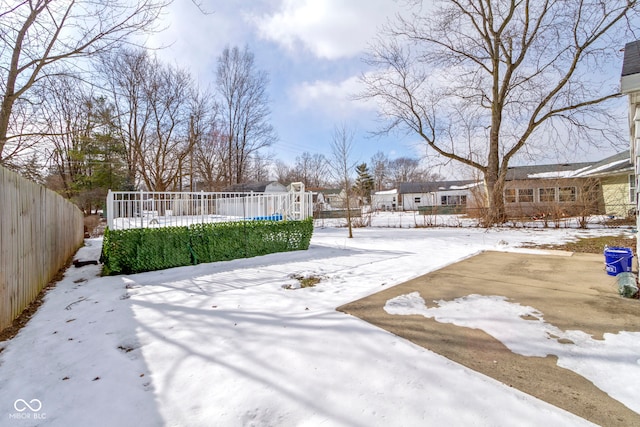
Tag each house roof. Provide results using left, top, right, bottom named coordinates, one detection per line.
left=505, top=162, right=592, bottom=181
left=374, top=189, right=398, bottom=195
left=574, top=151, right=633, bottom=177
left=621, top=40, right=640, bottom=93
left=505, top=151, right=632, bottom=180
left=317, top=188, right=343, bottom=195
left=622, top=41, right=640, bottom=77
left=399, top=180, right=478, bottom=194
left=224, top=181, right=284, bottom=192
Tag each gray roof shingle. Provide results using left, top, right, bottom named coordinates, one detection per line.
left=622, top=40, right=640, bottom=77
left=505, top=162, right=592, bottom=181
left=398, top=180, right=477, bottom=193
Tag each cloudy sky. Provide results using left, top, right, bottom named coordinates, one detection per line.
left=142, top=1, right=448, bottom=174
left=146, top=0, right=626, bottom=178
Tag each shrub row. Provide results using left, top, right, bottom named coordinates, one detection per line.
left=100, top=218, right=314, bottom=275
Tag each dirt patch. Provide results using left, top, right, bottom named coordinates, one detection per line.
left=527, top=233, right=636, bottom=255
left=338, top=251, right=640, bottom=426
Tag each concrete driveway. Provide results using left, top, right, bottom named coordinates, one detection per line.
left=338, top=251, right=640, bottom=426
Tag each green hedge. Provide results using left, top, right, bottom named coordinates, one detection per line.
left=100, top=218, right=314, bottom=275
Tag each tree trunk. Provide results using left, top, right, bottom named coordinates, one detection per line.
left=0, top=95, right=15, bottom=162
left=484, top=173, right=506, bottom=227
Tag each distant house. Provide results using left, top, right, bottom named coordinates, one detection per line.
left=372, top=189, right=398, bottom=211
left=398, top=181, right=479, bottom=212
left=312, top=188, right=362, bottom=219
left=320, top=188, right=348, bottom=209
left=306, top=188, right=327, bottom=212
left=224, top=181, right=287, bottom=193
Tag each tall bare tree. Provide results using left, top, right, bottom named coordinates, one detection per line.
left=216, top=45, right=277, bottom=185
left=137, top=58, right=193, bottom=191
left=370, top=151, right=389, bottom=191
left=330, top=125, right=357, bottom=238
left=189, top=88, right=223, bottom=191
left=387, top=157, right=436, bottom=187
left=41, top=75, right=127, bottom=211
left=0, top=0, right=169, bottom=167
left=246, top=152, right=274, bottom=182
left=273, top=159, right=295, bottom=184
left=193, top=127, right=226, bottom=191
left=99, top=48, right=154, bottom=189
left=361, top=0, right=639, bottom=225
left=291, top=152, right=329, bottom=187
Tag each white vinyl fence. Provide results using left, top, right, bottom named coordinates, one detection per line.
left=106, top=182, right=313, bottom=230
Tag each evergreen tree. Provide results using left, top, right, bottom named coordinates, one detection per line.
left=354, top=163, right=374, bottom=204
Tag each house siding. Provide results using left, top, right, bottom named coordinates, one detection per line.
left=372, top=191, right=398, bottom=210
left=601, top=175, right=633, bottom=217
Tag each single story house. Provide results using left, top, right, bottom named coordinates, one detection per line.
left=398, top=180, right=480, bottom=212
left=372, top=189, right=398, bottom=211
left=502, top=152, right=633, bottom=219
left=502, top=161, right=598, bottom=217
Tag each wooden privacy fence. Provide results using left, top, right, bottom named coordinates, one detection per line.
left=0, top=166, right=84, bottom=331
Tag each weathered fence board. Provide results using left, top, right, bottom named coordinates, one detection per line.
left=0, top=166, right=84, bottom=331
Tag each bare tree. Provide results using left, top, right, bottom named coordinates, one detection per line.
left=370, top=151, right=389, bottom=191
left=388, top=157, right=425, bottom=187
left=216, top=45, right=277, bottom=185
left=42, top=76, right=97, bottom=199
left=99, top=48, right=154, bottom=189
left=290, top=152, right=329, bottom=187
left=137, top=59, right=193, bottom=191
left=246, top=152, right=274, bottom=182
left=361, top=0, right=639, bottom=225
left=272, top=159, right=295, bottom=185
left=330, top=124, right=357, bottom=238
left=41, top=75, right=127, bottom=211
left=189, top=88, right=224, bottom=191
left=0, top=0, right=169, bottom=165
left=194, top=127, right=226, bottom=191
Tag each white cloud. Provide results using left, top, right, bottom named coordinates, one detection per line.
left=252, top=0, right=405, bottom=60
left=289, top=75, right=376, bottom=118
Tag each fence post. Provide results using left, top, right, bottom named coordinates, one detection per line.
left=201, top=190, right=205, bottom=224
left=139, top=190, right=144, bottom=228
left=106, top=190, right=113, bottom=229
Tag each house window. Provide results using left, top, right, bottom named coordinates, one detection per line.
left=559, top=186, right=576, bottom=202
left=414, top=197, right=421, bottom=204
left=539, top=188, right=556, bottom=203
left=518, top=188, right=534, bottom=203
left=630, top=174, right=636, bottom=203
left=441, top=195, right=467, bottom=205
left=504, top=189, right=516, bottom=203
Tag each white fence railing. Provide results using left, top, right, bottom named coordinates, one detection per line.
left=106, top=182, right=313, bottom=230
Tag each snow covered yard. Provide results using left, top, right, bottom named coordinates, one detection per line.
left=0, top=220, right=636, bottom=426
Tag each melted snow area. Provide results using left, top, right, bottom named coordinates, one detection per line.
left=385, top=292, right=640, bottom=414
